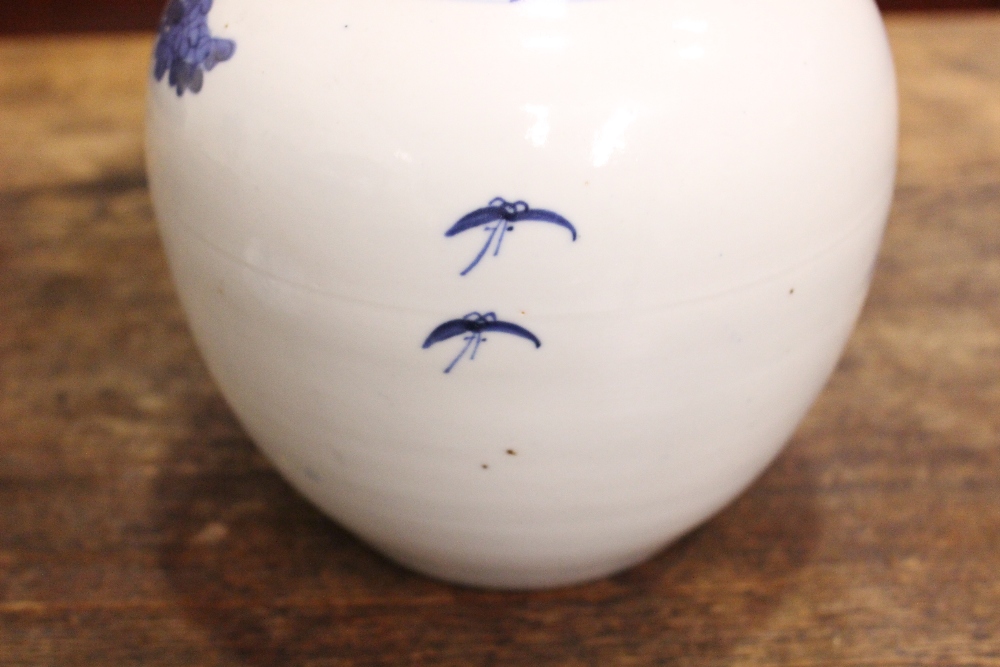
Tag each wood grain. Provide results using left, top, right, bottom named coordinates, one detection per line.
left=2, top=14, right=1000, bottom=666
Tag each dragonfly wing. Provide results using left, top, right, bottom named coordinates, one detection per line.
left=422, top=319, right=475, bottom=348
left=445, top=207, right=505, bottom=236
left=514, top=209, right=578, bottom=240
left=482, top=321, right=542, bottom=348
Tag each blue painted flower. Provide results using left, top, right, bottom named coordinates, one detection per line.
left=423, top=312, right=541, bottom=374
left=154, top=0, right=236, bottom=96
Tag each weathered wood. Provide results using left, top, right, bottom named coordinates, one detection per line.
left=1, top=15, right=999, bottom=666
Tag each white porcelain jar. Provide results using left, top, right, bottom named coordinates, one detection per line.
left=147, top=0, right=897, bottom=588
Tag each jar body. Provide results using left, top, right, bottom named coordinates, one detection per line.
left=147, top=0, right=897, bottom=588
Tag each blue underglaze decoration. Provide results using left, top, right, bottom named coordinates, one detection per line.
left=423, top=312, right=541, bottom=374
left=154, top=0, right=236, bottom=96
left=446, top=198, right=578, bottom=276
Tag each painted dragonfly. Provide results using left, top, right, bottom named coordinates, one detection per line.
left=422, top=311, right=541, bottom=374
left=445, top=198, right=577, bottom=276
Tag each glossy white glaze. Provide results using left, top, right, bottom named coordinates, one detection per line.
left=147, top=0, right=897, bottom=588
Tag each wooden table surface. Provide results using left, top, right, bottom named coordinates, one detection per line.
left=2, top=13, right=999, bottom=667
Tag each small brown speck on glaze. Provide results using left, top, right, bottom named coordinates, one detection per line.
left=506, top=449, right=517, bottom=456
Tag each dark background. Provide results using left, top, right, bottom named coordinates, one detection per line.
left=0, top=0, right=996, bottom=34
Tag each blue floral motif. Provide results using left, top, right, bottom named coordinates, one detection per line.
left=423, top=312, right=541, bottom=374
left=153, top=0, right=236, bottom=96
